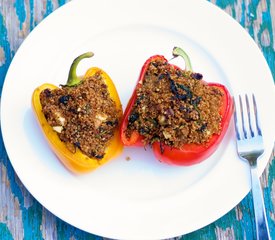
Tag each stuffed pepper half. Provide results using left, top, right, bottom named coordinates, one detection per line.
left=32, top=52, right=123, bottom=173
left=120, top=47, right=233, bottom=166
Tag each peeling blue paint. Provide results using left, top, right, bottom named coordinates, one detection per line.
left=0, top=140, right=24, bottom=210
left=56, top=217, right=99, bottom=240
left=216, top=0, right=237, bottom=9
left=216, top=0, right=237, bottom=18
left=239, top=0, right=246, bottom=27
left=258, top=0, right=275, bottom=80
left=0, top=14, right=12, bottom=96
left=264, top=158, right=275, bottom=237
left=180, top=222, right=216, bottom=239
left=0, top=223, right=13, bottom=240
left=44, top=0, right=54, bottom=18
left=0, top=137, right=44, bottom=239
left=247, top=0, right=260, bottom=38
left=29, top=0, right=34, bottom=30
left=14, top=0, right=26, bottom=29
left=58, top=0, right=67, bottom=5
left=234, top=193, right=256, bottom=239
left=22, top=202, right=44, bottom=240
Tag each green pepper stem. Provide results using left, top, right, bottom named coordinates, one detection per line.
left=172, top=47, right=192, bottom=71
left=66, top=52, right=94, bottom=87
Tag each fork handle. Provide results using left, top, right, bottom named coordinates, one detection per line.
left=250, top=166, right=271, bottom=240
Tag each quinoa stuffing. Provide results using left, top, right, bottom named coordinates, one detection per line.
left=40, top=71, right=120, bottom=159
left=125, top=59, right=223, bottom=148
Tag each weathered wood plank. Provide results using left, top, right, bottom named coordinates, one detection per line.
left=0, top=0, right=274, bottom=239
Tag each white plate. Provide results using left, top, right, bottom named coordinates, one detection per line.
left=1, top=0, right=275, bottom=239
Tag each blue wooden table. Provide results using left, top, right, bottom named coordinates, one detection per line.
left=0, top=0, right=274, bottom=239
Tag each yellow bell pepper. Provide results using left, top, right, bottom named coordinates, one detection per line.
left=32, top=52, right=123, bottom=173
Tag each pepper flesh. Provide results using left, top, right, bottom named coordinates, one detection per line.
left=120, top=47, right=233, bottom=166
left=32, top=53, right=123, bottom=173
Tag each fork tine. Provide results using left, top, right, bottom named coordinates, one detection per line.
left=245, top=94, right=255, bottom=138
left=252, top=94, right=262, bottom=136
left=233, top=98, right=241, bottom=140
left=239, top=95, right=248, bottom=139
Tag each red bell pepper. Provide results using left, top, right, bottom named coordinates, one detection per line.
left=120, top=47, right=233, bottom=166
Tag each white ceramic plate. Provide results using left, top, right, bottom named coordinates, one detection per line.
left=1, top=0, right=274, bottom=239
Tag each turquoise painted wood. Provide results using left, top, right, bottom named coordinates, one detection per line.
left=0, top=0, right=274, bottom=239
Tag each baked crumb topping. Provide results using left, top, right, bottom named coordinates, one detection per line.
left=40, top=72, right=120, bottom=159
left=125, top=59, right=223, bottom=148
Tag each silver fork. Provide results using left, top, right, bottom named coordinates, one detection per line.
left=234, top=94, right=270, bottom=240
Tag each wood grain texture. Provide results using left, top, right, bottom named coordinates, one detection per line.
left=0, top=0, right=274, bottom=239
